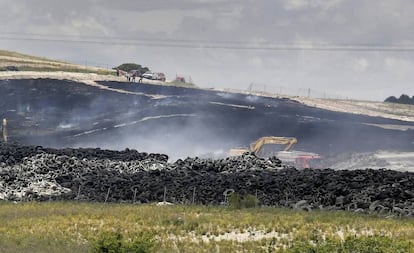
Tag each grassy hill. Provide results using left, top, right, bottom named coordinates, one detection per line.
left=0, top=49, right=114, bottom=75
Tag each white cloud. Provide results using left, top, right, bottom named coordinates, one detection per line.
left=249, top=56, right=263, bottom=68
left=283, top=0, right=308, bottom=10
left=283, top=0, right=342, bottom=10
left=384, top=57, right=414, bottom=77
left=352, top=58, right=369, bottom=72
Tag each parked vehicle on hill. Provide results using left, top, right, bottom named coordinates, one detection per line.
left=142, top=71, right=166, bottom=82
left=175, top=76, right=186, bottom=83
left=142, top=71, right=154, bottom=80
left=4, top=66, right=19, bottom=71
left=155, top=72, right=166, bottom=82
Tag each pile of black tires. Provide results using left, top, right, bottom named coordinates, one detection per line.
left=1, top=143, right=413, bottom=216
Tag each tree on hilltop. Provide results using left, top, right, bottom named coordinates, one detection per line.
left=384, top=94, right=414, bottom=105
left=115, top=63, right=149, bottom=73
left=384, top=96, right=398, bottom=103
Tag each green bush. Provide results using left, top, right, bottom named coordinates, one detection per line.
left=281, top=236, right=412, bottom=253
left=228, top=193, right=242, bottom=209
left=115, top=63, right=149, bottom=74
left=228, top=193, right=259, bottom=209
left=243, top=193, right=259, bottom=208
left=90, top=231, right=156, bottom=253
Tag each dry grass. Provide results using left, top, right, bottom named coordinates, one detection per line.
left=0, top=49, right=114, bottom=75
left=0, top=49, right=66, bottom=63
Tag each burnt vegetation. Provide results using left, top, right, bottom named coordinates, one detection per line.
left=1, top=78, right=413, bottom=157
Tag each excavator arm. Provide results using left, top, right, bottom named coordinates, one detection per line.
left=229, top=136, right=298, bottom=157
left=249, top=136, right=297, bottom=154
left=229, top=136, right=323, bottom=169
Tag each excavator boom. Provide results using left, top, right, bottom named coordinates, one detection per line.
left=249, top=136, right=297, bottom=153
left=229, top=136, right=323, bottom=169
left=229, top=136, right=297, bottom=157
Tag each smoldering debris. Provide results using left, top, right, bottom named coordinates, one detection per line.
left=1, top=143, right=414, bottom=217
left=2, top=79, right=414, bottom=159
left=320, top=152, right=391, bottom=170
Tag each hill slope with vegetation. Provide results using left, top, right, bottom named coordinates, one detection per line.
left=0, top=49, right=114, bottom=75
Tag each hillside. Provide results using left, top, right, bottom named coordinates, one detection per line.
left=0, top=49, right=114, bottom=74
left=1, top=49, right=414, bottom=120
left=1, top=48, right=413, bottom=123
left=0, top=49, right=199, bottom=88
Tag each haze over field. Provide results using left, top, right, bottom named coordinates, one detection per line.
left=1, top=0, right=414, bottom=101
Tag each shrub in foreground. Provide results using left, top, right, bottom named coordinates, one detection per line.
left=90, top=231, right=156, bottom=253
left=281, top=235, right=412, bottom=253
left=228, top=193, right=259, bottom=209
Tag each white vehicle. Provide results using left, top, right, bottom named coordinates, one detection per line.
left=141, top=71, right=166, bottom=81
left=142, top=71, right=155, bottom=80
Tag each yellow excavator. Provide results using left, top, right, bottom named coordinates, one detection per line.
left=229, top=136, right=322, bottom=168
left=230, top=136, right=298, bottom=156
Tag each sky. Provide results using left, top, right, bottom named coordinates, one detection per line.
left=1, top=0, right=414, bottom=101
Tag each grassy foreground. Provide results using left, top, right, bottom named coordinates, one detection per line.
left=0, top=202, right=413, bottom=252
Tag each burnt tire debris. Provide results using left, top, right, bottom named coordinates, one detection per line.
left=1, top=143, right=414, bottom=217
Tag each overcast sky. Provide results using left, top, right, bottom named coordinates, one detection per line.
left=1, top=0, right=414, bottom=101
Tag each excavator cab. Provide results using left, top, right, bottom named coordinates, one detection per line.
left=295, top=155, right=323, bottom=169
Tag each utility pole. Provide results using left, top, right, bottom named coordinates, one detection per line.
left=2, top=118, right=8, bottom=143
left=247, top=83, right=253, bottom=93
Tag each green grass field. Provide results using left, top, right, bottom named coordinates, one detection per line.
left=0, top=202, right=413, bottom=252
